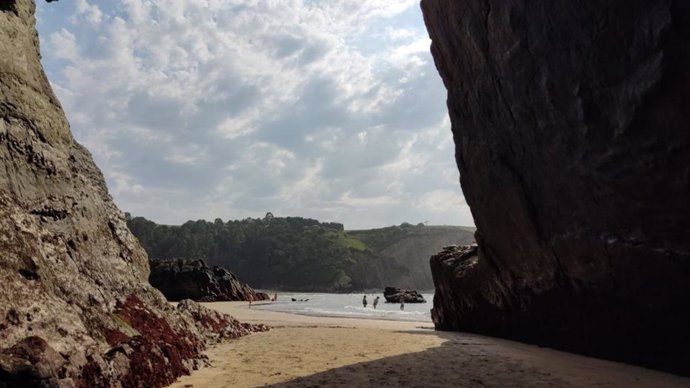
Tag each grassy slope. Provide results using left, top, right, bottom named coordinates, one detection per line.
left=346, top=225, right=476, bottom=290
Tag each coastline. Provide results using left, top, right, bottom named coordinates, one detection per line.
left=250, top=292, right=433, bottom=323
left=169, top=302, right=690, bottom=388
left=187, top=301, right=432, bottom=330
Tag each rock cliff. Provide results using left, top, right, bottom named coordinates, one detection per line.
left=0, top=1, right=266, bottom=387
left=149, top=259, right=269, bottom=302
left=422, top=0, right=690, bottom=374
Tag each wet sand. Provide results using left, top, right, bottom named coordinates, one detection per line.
left=170, top=302, right=689, bottom=387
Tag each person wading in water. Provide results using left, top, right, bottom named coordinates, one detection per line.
left=362, top=295, right=368, bottom=308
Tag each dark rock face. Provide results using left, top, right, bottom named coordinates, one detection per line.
left=0, top=337, right=70, bottom=388
left=149, top=259, right=269, bottom=302
left=383, top=287, right=426, bottom=303
left=421, top=0, right=690, bottom=374
left=0, top=1, right=267, bottom=387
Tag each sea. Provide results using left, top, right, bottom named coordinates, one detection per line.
left=254, top=291, right=434, bottom=322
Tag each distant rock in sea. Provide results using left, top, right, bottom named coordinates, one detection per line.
left=383, top=287, right=426, bottom=303
left=149, top=258, right=269, bottom=302
left=422, top=0, right=690, bottom=375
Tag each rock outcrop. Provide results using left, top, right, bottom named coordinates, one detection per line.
left=149, top=259, right=269, bottom=302
left=383, top=287, right=426, bottom=304
left=0, top=1, right=266, bottom=387
left=421, top=0, right=690, bottom=375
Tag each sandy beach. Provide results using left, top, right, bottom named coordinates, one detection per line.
left=170, top=302, right=689, bottom=388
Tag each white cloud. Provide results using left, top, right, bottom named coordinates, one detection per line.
left=421, top=190, right=466, bottom=212
left=341, top=191, right=400, bottom=207
left=36, top=0, right=475, bottom=229
left=73, top=0, right=103, bottom=26
left=48, top=29, right=79, bottom=60
left=385, top=26, right=417, bottom=41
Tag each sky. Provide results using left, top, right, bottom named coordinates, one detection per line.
left=35, top=0, right=474, bottom=229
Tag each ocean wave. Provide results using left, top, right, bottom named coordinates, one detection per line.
left=342, top=305, right=427, bottom=315
left=307, top=306, right=425, bottom=316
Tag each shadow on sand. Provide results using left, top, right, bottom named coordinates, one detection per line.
left=264, top=330, right=690, bottom=388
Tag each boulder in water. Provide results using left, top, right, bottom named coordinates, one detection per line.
left=383, top=287, right=426, bottom=303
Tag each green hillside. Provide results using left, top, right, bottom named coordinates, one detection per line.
left=347, top=224, right=476, bottom=290
left=127, top=214, right=475, bottom=292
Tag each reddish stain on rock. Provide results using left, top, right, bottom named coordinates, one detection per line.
left=109, top=295, right=201, bottom=387
left=104, top=328, right=131, bottom=347
left=76, top=356, right=106, bottom=388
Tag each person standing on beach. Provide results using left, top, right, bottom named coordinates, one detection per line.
left=363, top=295, right=368, bottom=308
left=373, top=296, right=379, bottom=309
left=400, top=300, right=404, bottom=311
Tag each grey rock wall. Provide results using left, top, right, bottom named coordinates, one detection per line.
left=0, top=2, right=265, bottom=387
left=422, top=0, right=690, bottom=374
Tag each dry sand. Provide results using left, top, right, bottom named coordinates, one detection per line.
left=170, top=302, right=689, bottom=387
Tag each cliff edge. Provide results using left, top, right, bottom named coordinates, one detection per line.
left=0, top=2, right=266, bottom=387
left=422, top=0, right=690, bottom=374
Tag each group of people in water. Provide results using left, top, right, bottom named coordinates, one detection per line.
left=362, top=295, right=404, bottom=311
left=249, top=293, right=406, bottom=312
